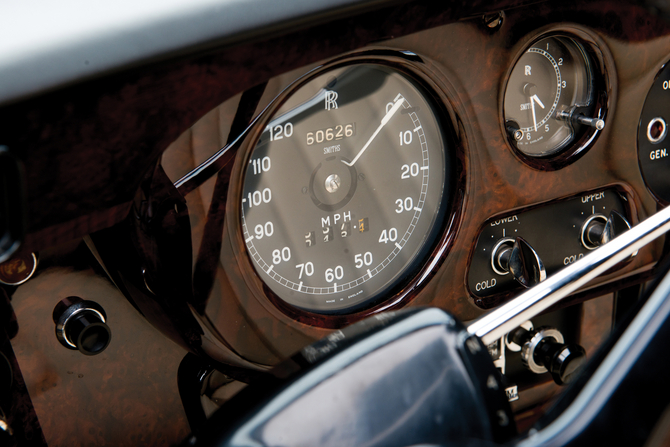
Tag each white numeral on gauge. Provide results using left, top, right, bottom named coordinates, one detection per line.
left=325, top=266, right=344, bottom=282
left=272, top=247, right=291, bottom=264
left=379, top=228, right=398, bottom=244
left=395, top=197, right=414, bottom=213
left=247, top=188, right=272, bottom=207
left=251, top=156, right=271, bottom=175
left=355, top=252, right=373, bottom=268
left=399, top=130, right=412, bottom=145
left=268, top=123, right=293, bottom=141
left=296, top=262, right=314, bottom=279
left=254, top=222, right=274, bottom=239
left=401, top=163, right=419, bottom=179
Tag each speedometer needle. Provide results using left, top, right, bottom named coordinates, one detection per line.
left=342, top=96, right=405, bottom=167
left=530, top=94, right=545, bottom=132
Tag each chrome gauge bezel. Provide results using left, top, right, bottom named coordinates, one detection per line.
left=500, top=26, right=611, bottom=171
left=227, top=50, right=464, bottom=327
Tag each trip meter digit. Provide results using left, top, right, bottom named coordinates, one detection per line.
left=503, top=35, right=603, bottom=158
left=240, top=63, right=452, bottom=315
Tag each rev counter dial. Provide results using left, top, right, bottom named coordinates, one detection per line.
left=240, top=63, right=452, bottom=315
left=503, top=35, right=602, bottom=158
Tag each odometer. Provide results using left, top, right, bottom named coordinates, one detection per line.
left=241, top=63, right=452, bottom=314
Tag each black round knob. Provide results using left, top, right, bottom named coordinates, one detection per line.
left=53, top=297, right=111, bottom=356
left=535, top=339, right=586, bottom=385
left=517, top=326, right=587, bottom=385
left=508, top=325, right=532, bottom=348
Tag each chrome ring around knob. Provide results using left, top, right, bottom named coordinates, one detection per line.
left=59, top=308, right=107, bottom=349
left=53, top=297, right=111, bottom=356
left=491, top=237, right=515, bottom=276
left=521, top=327, right=564, bottom=374
left=647, top=116, right=667, bottom=144
left=580, top=214, right=607, bottom=250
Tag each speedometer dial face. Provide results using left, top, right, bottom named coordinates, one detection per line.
left=503, top=36, right=596, bottom=157
left=240, top=64, right=451, bottom=315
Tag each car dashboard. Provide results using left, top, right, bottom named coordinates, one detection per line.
left=2, top=0, right=670, bottom=445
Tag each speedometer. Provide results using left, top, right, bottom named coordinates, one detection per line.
left=240, top=63, right=453, bottom=315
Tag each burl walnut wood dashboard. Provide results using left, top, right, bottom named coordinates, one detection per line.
left=2, top=0, right=670, bottom=445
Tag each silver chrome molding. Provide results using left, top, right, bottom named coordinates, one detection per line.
left=468, top=204, right=670, bottom=346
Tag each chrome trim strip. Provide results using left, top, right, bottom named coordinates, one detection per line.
left=468, top=205, right=670, bottom=346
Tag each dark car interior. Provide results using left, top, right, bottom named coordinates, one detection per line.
left=2, top=0, right=670, bottom=445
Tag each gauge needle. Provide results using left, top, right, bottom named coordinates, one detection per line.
left=343, top=97, right=405, bottom=167
left=529, top=94, right=545, bottom=132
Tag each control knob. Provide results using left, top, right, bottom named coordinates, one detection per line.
left=508, top=326, right=586, bottom=385
left=53, top=297, right=111, bottom=356
left=491, top=237, right=546, bottom=288
left=581, top=210, right=631, bottom=250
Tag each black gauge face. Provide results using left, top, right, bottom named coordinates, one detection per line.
left=503, top=36, right=595, bottom=157
left=240, top=64, right=451, bottom=314
left=637, top=61, right=670, bottom=203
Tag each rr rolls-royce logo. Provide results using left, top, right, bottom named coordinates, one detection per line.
left=325, top=90, right=338, bottom=110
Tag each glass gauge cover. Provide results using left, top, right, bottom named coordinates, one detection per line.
left=240, top=63, right=452, bottom=315
left=503, top=35, right=596, bottom=157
